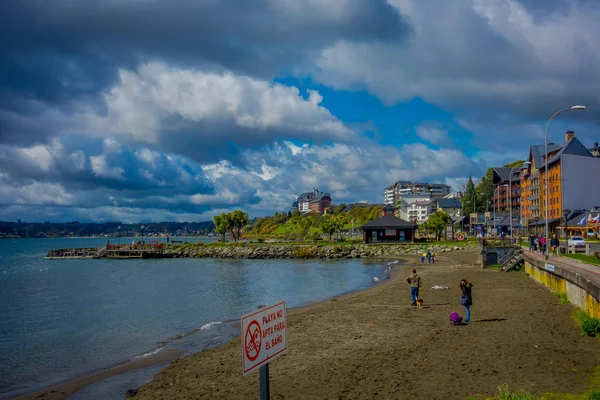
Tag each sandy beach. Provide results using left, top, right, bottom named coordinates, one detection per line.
left=130, top=250, right=600, bottom=399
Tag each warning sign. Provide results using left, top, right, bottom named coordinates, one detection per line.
left=241, top=300, right=288, bottom=375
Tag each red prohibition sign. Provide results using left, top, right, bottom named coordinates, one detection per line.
left=244, top=320, right=262, bottom=362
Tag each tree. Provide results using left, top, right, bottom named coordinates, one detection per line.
left=320, top=215, right=336, bottom=240
left=503, top=160, right=526, bottom=168
left=332, top=214, right=348, bottom=240
left=213, top=213, right=229, bottom=242
left=334, top=204, right=346, bottom=215
left=476, top=168, right=495, bottom=212
left=462, top=176, right=476, bottom=216
left=297, top=217, right=312, bottom=240
left=421, top=210, right=452, bottom=241
left=228, top=210, right=249, bottom=242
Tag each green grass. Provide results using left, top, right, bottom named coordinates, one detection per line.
left=486, top=264, right=504, bottom=269
left=554, top=292, right=570, bottom=304
left=563, top=254, right=600, bottom=266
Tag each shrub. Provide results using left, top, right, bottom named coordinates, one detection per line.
left=332, top=245, right=342, bottom=254
left=554, top=292, right=569, bottom=304
left=495, top=385, right=539, bottom=400
left=587, top=389, right=600, bottom=400
left=582, top=317, right=600, bottom=337
left=594, top=251, right=600, bottom=260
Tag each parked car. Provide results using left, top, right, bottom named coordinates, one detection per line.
left=568, top=236, right=586, bottom=247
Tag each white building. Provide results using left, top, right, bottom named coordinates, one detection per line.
left=405, top=200, right=437, bottom=223
left=384, top=181, right=451, bottom=204
left=396, top=194, right=434, bottom=221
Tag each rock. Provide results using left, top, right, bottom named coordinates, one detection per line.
left=126, top=388, right=139, bottom=398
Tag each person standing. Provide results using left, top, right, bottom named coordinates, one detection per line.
left=426, top=250, right=432, bottom=264
left=540, top=235, right=547, bottom=255
left=529, top=233, right=535, bottom=251
left=550, top=234, right=560, bottom=256
left=406, top=269, right=422, bottom=307
left=459, top=279, right=473, bottom=323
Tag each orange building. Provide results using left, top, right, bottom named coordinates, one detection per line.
left=521, top=131, right=600, bottom=232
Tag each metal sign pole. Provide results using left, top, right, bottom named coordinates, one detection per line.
left=260, top=363, right=270, bottom=400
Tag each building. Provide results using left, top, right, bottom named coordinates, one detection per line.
left=491, top=167, right=522, bottom=213
left=437, top=198, right=463, bottom=217
left=590, top=142, right=600, bottom=158
left=405, top=200, right=437, bottom=223
left=521, top=131, right=600, bottom=231
left=395, top=194, right=434, bottom=220
left=383, top=181, right=451, bottom=204
left=294, top=189, right=332, bottom=214
left=360, top=204, right=418, bottom=243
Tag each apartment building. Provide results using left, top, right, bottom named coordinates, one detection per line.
left=521, top=131, right=600, bottom=229
left=405, top=200, right=437, bottom=223
left=491, top=167, right=523, bottom=214
left=293, top=189, right=332, bottom=214
left=395, top=193, right=433, bottom=220
left=383, top=181, right=450, bottom=204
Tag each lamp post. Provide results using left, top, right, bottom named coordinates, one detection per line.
left=494, top=184, right=508, bottom=235
left=563, top=208, right=570, bottom=253
left=544, top=105, right=586, bottom=259
left=510, top=162, right=530, bottom=239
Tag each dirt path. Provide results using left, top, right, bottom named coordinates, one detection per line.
left=133, top=250, right=600, bottom=400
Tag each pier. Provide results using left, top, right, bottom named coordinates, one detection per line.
left=46, top=242, right=167, bottom=259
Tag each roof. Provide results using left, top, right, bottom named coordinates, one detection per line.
left=492, top=167, right=520, bottom=184
left=413, top=200, right=435, bottom=206
left=297, top=190, right=331, bottom=203
left=530, top=144, right=562, bottom=169
left=538, top=136, right=594, bottom=172
left=437, top=198, right=462, bottom=208
left=361, top=215, right=418, bottom=230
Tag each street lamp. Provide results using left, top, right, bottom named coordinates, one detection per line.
left=544, top=105, right=586, bottom=259
left=510, top=162, right=530, bottom=239
left=494, top=184, right=508, bottom=235
left=563, top=208, right=571, bottom=252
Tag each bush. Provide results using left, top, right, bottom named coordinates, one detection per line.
left=257, top=238, right=265, bottom=243
left=554, top=292, right=569, bottom=304
left=587, top=389, right=600, bottom=400
left=495, top=385, right=539, bottom=400
left=582, top=316, right=600, bottom=337
left=332, top=245, right=342, bottom=254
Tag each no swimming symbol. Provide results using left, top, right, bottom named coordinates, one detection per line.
left=244, top=320, right=262, bottom=362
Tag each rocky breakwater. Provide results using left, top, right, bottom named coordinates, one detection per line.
left=163, top=242, right=479, bottom=260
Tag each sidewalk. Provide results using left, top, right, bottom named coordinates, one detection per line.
left=522, top=247, right=600, bottom=285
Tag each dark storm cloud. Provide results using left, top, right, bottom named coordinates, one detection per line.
left=0, top=0, right=407, bottom=107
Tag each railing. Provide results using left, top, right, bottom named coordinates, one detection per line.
left=498, top=247, right=516, bottom=265
left=94, top=247, right=108, bottom=258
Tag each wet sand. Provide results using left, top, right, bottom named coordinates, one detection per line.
left=14, top=349, right=184, bottom=400
left=132, top=250, right=600, bottom=399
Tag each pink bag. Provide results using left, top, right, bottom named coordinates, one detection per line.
left=449, top=312, right=463, bottom=325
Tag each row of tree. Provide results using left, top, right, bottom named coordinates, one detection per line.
left=213, top=210, right=249, bottom=242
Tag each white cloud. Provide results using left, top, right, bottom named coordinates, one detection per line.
left=83, top=62, right=353, bottom=145
left=90, top=155, right=125, bottom=181
left=415, top=125, right=450, bottom=146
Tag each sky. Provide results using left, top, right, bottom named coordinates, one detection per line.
left=1, top=0, right=599, bottom=223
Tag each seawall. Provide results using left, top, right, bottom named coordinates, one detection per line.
left=163, top=242, right=479, bottom=259
left=523, top=254, right=600, bottom=318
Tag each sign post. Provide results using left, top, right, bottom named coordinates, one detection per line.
left=241, top=301, right=288, bottom=400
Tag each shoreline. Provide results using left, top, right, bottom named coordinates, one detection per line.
left=11, top=349, right=184, bottom=400
left=8, top=256, right=408, bottom=400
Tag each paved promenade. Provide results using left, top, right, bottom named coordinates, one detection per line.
left=522, top=247, right=600, bottom=285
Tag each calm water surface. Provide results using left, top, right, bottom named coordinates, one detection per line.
left=0, top=238, right=392, bottom=398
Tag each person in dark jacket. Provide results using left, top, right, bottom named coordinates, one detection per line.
left=406, top=269, right=422, bottom=307
left=550, top=234, right=560, bottom=256
left=459, top=279, right=473, bottom=323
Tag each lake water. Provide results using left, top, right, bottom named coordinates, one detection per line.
left=0, top=238, right=392, bottom=399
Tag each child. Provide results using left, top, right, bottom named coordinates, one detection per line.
left=421, top=252, right=426, bottom=263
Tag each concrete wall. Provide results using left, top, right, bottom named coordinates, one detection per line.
left=523, top=254, right=600, bottom=318
left=562, top=154, right=600, bottom=210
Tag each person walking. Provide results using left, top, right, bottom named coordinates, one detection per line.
left=421, top=252, right=426, bottom=263
left=406, top=269, right=422, bottom=307
left=529, top=233, right=535, bottom=251
left=426, top=250, right=432, bottom=264
left=540, top=235, right=547, bottom=255
left=550, top=234, right=560, bottom=256
left=459, top=279, right=473, bottom=323
left=431, top=251, right=437, bottom=264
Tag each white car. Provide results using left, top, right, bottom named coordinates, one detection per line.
left=568, top=236, right=586, bottom=247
